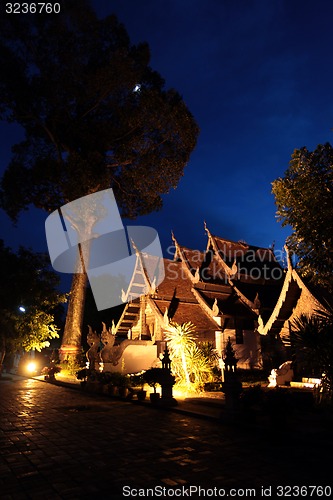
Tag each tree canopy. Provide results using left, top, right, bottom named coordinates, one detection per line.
left=0, top=1, right=199, bottom=359
left=0, top=241, right=66, bottom=369
left=272, top=143, right=333, bottom=289
left=0, top=1, right=199, bottom=219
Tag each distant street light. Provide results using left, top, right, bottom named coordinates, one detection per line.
left=19, top=306, right=26, bottom=312
left=26, top=361, right=37, bottom=374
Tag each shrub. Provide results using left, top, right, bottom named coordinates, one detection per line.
left=97, top=371, right=130, bottom=387
left=237, top=369, right=268, bottom=384
left=143, top=368, right=162, bottom=392
left=76, top=368, right=88, bottom=381
left=143, top=368, right=175, bottom=392
left=41, top=364, right=61, bottom=379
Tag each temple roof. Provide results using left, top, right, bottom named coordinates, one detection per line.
left=258, top=267, right=332, bottom=340
left=208, top=234, right=276, bottom=262
left=207, top=232, right=283, bottom=283
left=194, top=285, right=257, bottom=320
left=304, top=280, right=333, bottom=310
left=152, top=299, right=217, bottom=339
left=174, top=243, right=230, bottom=285
left=174, top=245, right=205, bottom=270
left=171, top=231, right=284, bottom=317
left=155, top=259, right=196, bottom=301
left=233, top=279, right=284, bottom=322
left=265, top=277, right=302, bottom=340
left=149, top=252, right=258, bottom=335
left=148, top=258, right=220, bottom=339
left=113, top=228, right=331, bottom=345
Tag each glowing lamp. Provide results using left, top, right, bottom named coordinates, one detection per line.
left=26, top=361, right=37, bottom=374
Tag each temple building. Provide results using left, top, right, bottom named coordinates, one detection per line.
left=93, top=223, right=329, bottom=374
left=257, top=247, right=331, bottom=346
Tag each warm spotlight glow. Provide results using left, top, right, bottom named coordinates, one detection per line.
left=26, top=361, right=37, bottom=374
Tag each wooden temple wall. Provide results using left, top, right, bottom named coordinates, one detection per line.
left=216, top=329, right=262, bottom=370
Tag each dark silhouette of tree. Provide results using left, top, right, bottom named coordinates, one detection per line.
left=0, top=1, right=199, bottom=360
left=272, top=143, right=333, bottom=290
left=0, top=241, right=65, bottom=374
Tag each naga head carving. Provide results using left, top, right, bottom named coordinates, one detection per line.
left=101, top=321, right=116, bottom=346
left=87, top=325, right=100, bottom=346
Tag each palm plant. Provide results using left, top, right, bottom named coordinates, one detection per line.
left=198, top=341, right=220, bottom=368
left=164, top=322, right=214, bottom=392
left=164, top=321, right=196, bottom=386
left=291, top=309, right=333, bottom=402
left=186, top=344, right=214, bottom=390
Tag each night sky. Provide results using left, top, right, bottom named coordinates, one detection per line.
left=1, top=0, right=333, bottom=274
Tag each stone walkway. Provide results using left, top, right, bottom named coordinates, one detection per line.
left=0, top=376, right=332, bottom=499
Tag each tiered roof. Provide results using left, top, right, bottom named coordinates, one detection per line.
left=257, top=249, right=332, bottom=344
left=151, top=259, right=219, bottom=339
left=115, top=225, right=286, bottom=339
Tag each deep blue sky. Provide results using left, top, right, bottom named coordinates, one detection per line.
left=1, top=0, right=333, bottom=270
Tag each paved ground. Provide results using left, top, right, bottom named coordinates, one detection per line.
left=0, top=376, right=332, bottom=499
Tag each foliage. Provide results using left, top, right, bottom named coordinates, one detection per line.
left=96, top=371, right=114, bottom=385
left=14, top=307, right=60, bottom=352
left=89, top=370, right=130, bottom=387
left=272, top=143, right=333, bottom=289
left=290, top=310, right=333, bottom=403
left=0, top=2, right=199, bottom=354
left=143, top=368, right=161, bottom=392
left=76, top=368, right=89, bottom=381
left=143, top=367, right=175, bottom=392
left=60, top=355, right=85, bottom=378
left=237, top=368, right=268, bottom=385
left=129, top=372, right=146, bottom=390
left=0, top=3, right=199, bottom=217
left=0, top=240, right=65, bottom=312
left=164, top=322, right=214, bottom=393
left=185, top=344, right=214, bottom=389
left=198, top=341, right=220, bottom=368
left=110, top=372, right=129, bottom=387
left=0, top=241, right=66, bottom=366
left=41, top=364, right=61, bottom=380
left=198, top=341, right=221, bottom=383
left=164, top=321, right=196, bottom=386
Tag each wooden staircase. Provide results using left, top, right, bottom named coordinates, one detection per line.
left=115, top=300, right=141, bottom=338
left=115, top=253, right=151, bottom=338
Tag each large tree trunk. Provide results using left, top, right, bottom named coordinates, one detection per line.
left=59, top=235, right=92, bottom=363
left=58, top=198, right=109, bottom=362
left=59, top=270, right=88, bottom=362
